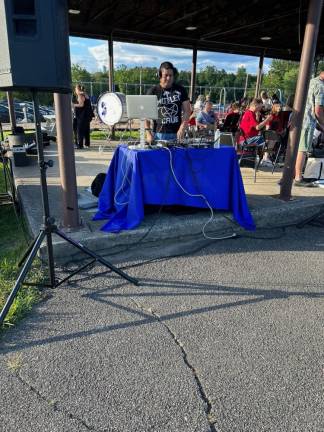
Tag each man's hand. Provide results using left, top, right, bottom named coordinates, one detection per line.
left=177, top=123, right=187, bottom=141
left=146, top=130, right=154, bottom=144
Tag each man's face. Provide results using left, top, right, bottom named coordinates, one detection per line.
left=160, top=68, right=174, bottom=88
left=205, top=102, right=213, bottom=112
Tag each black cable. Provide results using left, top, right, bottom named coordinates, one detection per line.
left=57, top=161, right=173, bottom=273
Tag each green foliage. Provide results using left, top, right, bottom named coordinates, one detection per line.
left=90, top=130, right=140, bottom=140
left=0, top=58, right=307, bottom=110
left=0, top=250, right=43, bottom=329
left=262, top=59, right=299, bottom=98
left=71, top=63, right=92, bottom=85
left=0, top=164, right=44, bottom=330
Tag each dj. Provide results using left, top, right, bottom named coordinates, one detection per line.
left=145, top=61, right=191, bottom=143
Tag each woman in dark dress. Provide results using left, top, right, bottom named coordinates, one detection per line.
left=73, top=84, right=93, bottom=149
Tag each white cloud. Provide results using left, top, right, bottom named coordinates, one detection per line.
left=70, top=54, right=97, bottom=72
left=88, top=42, right=194, bottom=71
left=71, top=38, right=271, bottom=74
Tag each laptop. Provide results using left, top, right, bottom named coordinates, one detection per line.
left=126, top=95, right=159, bottom=120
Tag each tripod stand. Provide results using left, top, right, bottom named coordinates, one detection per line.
left=0, top=91, right=138, bottom=326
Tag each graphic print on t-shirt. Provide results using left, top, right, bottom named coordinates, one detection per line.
left=147, top=84, right=188, bottom=134
left=158, top=90, right=181, bottom=125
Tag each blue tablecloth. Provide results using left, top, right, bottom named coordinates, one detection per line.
left=93, top=145, right=255, bottom=232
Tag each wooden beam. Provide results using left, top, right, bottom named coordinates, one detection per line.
left=89, top=1, right=119, bottom=22
left=159, top=6, right=210, bottom=30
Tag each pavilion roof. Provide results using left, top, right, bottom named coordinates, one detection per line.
left=68, top=0, right=324, bottom=61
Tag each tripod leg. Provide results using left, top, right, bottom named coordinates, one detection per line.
left=46, top=230, right=56, bottom=287
left=55, top=228, right=139, bottom=286
left=0, top=230, right=46, bottom=326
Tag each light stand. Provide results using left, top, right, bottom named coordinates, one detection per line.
left=0, top=90, right=138, bottom=326
left=139, top=118, right=146, bottom=149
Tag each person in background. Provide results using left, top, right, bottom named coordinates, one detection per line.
left=283, top=94, right=295, bottom=112
left=239, top=98, right=273, bottom=165
left=240, top=97, right=250, bottom=113
left=271, top=93, right=281, bottom=104
left=260, top=90, right=272, bottom=112
left=188, top=100, right=197, bottom=127
left=221, top=102, right=241, bottom=133
left=265, top=101, right=284, bottom=134
left=261, top=101, right=285, bottom=167
left=145, top=61, right=191, bottom=142
left=294, top=70, right=324, bottom=186
left=73, top=84, right=94, bottom=149
left=193, top=94, right=205, bottom=114
left=196, top=101, right=219, bottom=130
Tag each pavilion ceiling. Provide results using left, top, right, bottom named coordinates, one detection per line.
left=68, top=0, right=324, bottom=61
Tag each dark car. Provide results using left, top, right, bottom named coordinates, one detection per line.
left=0, top=104, right=10, bottom=123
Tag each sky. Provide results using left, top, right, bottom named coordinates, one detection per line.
left=69, top=36, right=271, bottom=75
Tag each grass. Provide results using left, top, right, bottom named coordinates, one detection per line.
left=0, top=163, right=44, bottom=330
left=90, top=129, right=140, bottom=140
left=4, top=127, right=139, bottom=141
left=3, top=129, right=35, bottom=139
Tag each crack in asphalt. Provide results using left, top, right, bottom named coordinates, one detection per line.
left=130, top=297, right=219, bottom=432
left=12, top=370, right=101, bottom=432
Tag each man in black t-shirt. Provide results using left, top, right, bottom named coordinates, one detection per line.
left=145, top=61, right=191, bottom=142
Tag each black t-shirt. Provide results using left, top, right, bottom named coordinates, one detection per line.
left=146, top=84, right=189, bottom=134
left=75, top=95, right=93, bottom=123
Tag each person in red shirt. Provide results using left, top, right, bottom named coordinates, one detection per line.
left=239, top=98, right=273, bottom=145
left=239, top=98, right=274, bottom=166
left=265, top=101, right=284, bottom=133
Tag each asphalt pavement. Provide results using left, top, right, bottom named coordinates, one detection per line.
left=1, top=223, right=324, bottom=431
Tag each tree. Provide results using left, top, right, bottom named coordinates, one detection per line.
left=262, top=59, right=299, bottom=99
left=71, top=64, right=92, bottom=85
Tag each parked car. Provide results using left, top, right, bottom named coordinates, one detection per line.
left=0, top=104, right=10, bottom=123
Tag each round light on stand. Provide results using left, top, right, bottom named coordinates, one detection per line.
left=185, top=26, right=197, bottom=31
left=260, top=36, right=272, bottom=41
left=68, top=9, right=81, bottom=14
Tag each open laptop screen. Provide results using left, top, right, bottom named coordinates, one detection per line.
left=126, top=95, right=158, bottom=119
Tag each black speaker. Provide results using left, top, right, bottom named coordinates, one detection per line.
left=0, top=0, right=71, bottom=93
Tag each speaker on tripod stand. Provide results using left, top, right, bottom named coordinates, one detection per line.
left=0, top=0, right=138, bottom=327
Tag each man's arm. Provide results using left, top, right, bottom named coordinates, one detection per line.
left=256, top=114, right=273, bottom=131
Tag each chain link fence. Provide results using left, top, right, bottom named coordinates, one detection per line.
left=73, top=81, right=283, bottom=109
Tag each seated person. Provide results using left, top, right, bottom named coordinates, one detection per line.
left=261, top=101, right=285, bottom=166
left=196, top=101, right=218, bottom=130
left=188, top=100, right=196, bottom=127
left=265, top=101, right=285, bottom=134
left=239, top=98, right=273, bottom=165
left=193, top=95, right=205, bottom=115
left=221, top=102, right=241, bottom=133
